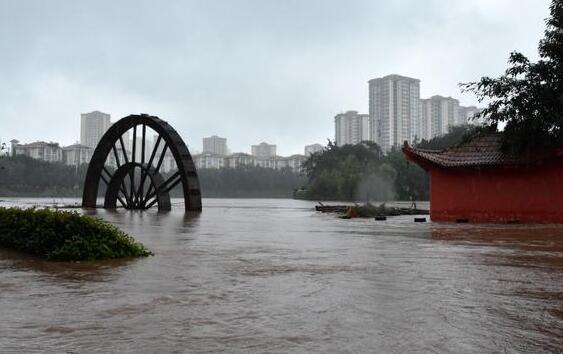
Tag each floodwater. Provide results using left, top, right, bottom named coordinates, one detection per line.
left=0, top=198, right=562, bottom=353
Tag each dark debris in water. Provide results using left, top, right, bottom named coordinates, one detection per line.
left=315, top=202, right=429, bottom=219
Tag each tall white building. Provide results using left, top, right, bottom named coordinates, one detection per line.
left=304, top=143, right=323, bottom=156
left=334, top=111, right=370, bottom=146
left=369, top=74, right=420, bottom=151
left=80, top=111, right=111, bottom=149
left=62, top=143, right=93, bottom=166
left=251, top=142, right=276, bottom=158
left=203, top=135, right=228, bottom=156
left=419, top=96, right=460, bottom=140
left=281, top=154, right=307, bottom=173
left=459, top=106, right=484, bottom=125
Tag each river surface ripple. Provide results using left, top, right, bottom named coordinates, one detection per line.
left=0, top=198, right=562, bottom=353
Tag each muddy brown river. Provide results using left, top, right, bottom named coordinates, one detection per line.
left=0, top=198, right=562, bottom=353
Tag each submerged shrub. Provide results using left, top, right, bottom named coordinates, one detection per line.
left=0, top=207, right=152, bottom=261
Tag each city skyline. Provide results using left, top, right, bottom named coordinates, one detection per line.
left=9, top=111, right=312, bottom=174
left=10, top=70, right=484, bottom=159
left=0, top=0, right=550, bottom=156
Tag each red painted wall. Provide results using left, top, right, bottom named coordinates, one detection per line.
left=430, top=163, right=563, bottom=223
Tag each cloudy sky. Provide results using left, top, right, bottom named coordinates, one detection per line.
left=0, top=0, right=551, bottom=155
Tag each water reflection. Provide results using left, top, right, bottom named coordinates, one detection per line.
left=0, top=248, right=138, bottom=282
left=431, top=223, right=563, bottom=252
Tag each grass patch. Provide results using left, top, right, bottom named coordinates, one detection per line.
left=0, top=207, right=152, bottom=261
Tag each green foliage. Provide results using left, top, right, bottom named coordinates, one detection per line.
left=301, top=141, right=427, bottom=201
left=416, top=125, right=473, bottom=150
left=462, top=0, right=563, bottom=153
left=0, top=142, right=7, bottom=157
left=385, top=149, right=429, bottom=201
left=301, top=127, right=473, bottom=202
left=0, top=207, right=152, bottom=261
left=0, top=155, right=87, bottom=197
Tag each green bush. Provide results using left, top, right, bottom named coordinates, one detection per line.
left=0, top=207, right=152, bottom=261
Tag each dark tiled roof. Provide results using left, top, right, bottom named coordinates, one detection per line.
left=403, top=134, right=534, bottom=168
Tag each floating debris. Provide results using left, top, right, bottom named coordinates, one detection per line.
left=317, top=202, right=429, bottom=219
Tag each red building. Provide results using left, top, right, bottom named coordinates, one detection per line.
left=403, top=134, right=563, bottom=223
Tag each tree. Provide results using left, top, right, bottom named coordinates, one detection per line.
left=300, top=141, right=431, bottom=201
left=462, top=0, right=563, bottom=153
left=0, top=142, right=7, bottom=157
left=416, top=125, right=472, bottom=150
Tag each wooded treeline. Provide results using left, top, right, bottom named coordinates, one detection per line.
left=0, top=155, right=87, bottom=197
left=0, top=126, right=470, bottom=200
left=0, top=155, right=305, bottom=198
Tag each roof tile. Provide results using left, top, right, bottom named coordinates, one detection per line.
left=403, top=134, right=528, bottom=168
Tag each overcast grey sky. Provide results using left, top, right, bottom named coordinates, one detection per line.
left=0, top=0, right=551, bottom=155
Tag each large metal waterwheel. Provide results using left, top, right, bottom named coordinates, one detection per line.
left=82, top=114, right=202, bottom=211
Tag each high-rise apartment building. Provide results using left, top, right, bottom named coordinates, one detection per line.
left=62, top=144, right=93, bottom=166
left=251, top=142, right=276, bottom=158
left=334, top=111, right=369, bottom=146
left=419, top=96, right=460, bottom=140
left=80, top=111, right=111, bottom=148
left=304, top=143, right=323, bottom=156
left=458, top=106, right=483, bottom=125
left=202, top=135, right=228, bottom=156
left=369, top=74, right=420, bottom=151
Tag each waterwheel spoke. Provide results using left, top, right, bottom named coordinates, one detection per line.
left=135, top=125, right=147, bottom=206
left=100, top=171, right=110, bottom=186
left=101, top=167, right=114, bottom=185
left=121, top=180, right=132, bottom=206
left=145, top=171, right=181, bottom=202
left=154, top=144, right=169, bottom=173
left=140, top=143, right=169, bottom=206
left=163, top=173, right=182, bottom=193
left=132, top=125, right=137, bottom=164
left=134, top=125, right=149, bottom=206
left=130, top=125, right=137, bottom=206
left=137, top=136, right=163, bottom=206
left=147, top=135, right=162, bottom=168
left=141, top=124, right=146, bottom=165
left=142, top=143, right=168, bottom=204
left=116, top=193, right=127, bottom=208
left=145, top=197, right=158, bottom=209
left=104, top=166, right=133, bottom=207
left=119, top=136, right=129, bottom=163
left=112, top=144, right=121, bottom=168
left=144, top=184, right=155, bottom=206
